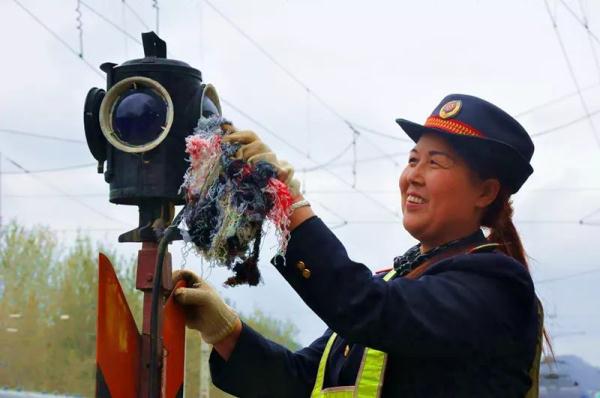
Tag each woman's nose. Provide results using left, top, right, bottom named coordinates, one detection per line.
left=406, top=162, right=425, bottom=186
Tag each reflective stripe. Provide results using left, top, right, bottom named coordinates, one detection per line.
left=382, top=270, right=396, bottom=282
left=355, top=347, right=387, bottom=397
left=310, top=270, right=396, bottom=397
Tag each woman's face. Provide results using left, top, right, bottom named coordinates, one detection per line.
left=399, top=132, right=498, bottom=251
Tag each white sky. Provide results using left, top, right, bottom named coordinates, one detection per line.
left=1, top=0, right=600, bottom=366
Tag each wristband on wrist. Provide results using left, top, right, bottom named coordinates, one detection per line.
left=290, top=199, right=310, bottom=212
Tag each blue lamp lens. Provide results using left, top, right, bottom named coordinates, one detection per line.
left=112, top=88, right=167, bottom=145
left=201, top=95, right=220, bottom=119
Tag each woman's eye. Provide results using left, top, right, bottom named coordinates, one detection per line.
left=408, top=157, right=418, bottom=164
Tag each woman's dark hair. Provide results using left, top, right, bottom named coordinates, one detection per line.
left=448, top=137, right=529, bottom=268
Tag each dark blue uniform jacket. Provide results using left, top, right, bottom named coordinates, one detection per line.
left=210, top=216, right=540, bottom=397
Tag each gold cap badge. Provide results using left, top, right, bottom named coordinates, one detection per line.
left=439, top=100, right=462, bottom=119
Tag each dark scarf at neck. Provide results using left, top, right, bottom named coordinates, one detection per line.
left=393, top=229, right=486, bottom=277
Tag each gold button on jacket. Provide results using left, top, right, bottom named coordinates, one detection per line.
left=302, top=268, right=311, bottom=279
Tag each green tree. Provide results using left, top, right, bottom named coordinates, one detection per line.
left=0, top=222, right=139, bottom=395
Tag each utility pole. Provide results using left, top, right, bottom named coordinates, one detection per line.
left=200, top=339, right=210, bottom=398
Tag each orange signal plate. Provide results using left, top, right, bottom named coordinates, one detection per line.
left=96, top=253, right=140, bottom=398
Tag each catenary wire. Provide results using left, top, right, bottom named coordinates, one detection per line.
left=204, top=0, right=598, bottom=146
left=536, top=267, right=600, bottom=284
left=558, top=0, right=600, bottom=46
left=4, top=155, right=126, bottom=226
left=531, top=107, right=600, bottom=137
left=0, top=128, right=86, bottom=144
left=513, top=82, right=600, bottom=118
left=123, top=0, right=151, bottom=30
left=303, top=151, right=408, bottom=172
left=198, top=0, right=409, bottom=148
left=10, top=0, right=103, bottom=78
left=352, top=123, right=410, bottom=142
left=79, top=0, right=143, bottom=45
left=2, top=162, right=96, bottom=174
left=311, top=199, right=349, bottom=226
left=222, top=98, right=401, bottom=218
left=152, top=0, right=160, bottom=34
left=545, top=0, right=600, bottom=148
left=4, top=193, right=104, bottom=198
left=579, top=206, right=600, bottom=222
left=577, top=0, right=600, bottom=82
left=76, top=0, right=84, bottom=57
left=300, top=141, right=354, bottom=172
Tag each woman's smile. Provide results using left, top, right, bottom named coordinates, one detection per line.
left=405, top=193, right=427, bottom=210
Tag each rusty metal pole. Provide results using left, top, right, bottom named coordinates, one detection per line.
left=136, top=242, right=172, bottom=398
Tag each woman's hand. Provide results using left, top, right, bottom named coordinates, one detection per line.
left=222, top=129, right=301, bottom=198
left=172, top=270, right=240, bottom=348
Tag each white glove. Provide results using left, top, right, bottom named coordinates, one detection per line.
left=172, top=270, right=239, bottom=344
left=222, top=129, right=301, bottom=197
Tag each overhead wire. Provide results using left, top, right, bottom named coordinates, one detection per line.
left=76, top=0, right=84, bottom=58
left=530, top=186, right=600, bottom=192
left=123, top=0, right=151, bottom=30
left=351, top=123, right=410, bottom=142
left=536, top=267, right=600, bottom=284
left=299, top=141, right=354, bottom=173
left=1, top=162, right=96, bottom=175
left=79, top=0, right=143, bottom=45
left=121, top=0, right=128, bottom=57
left=558, top=0, right=600, bottom=46
left=531, top=107, right=600, bottom=137
left=579, top=206, right=600, bottom=223
left=311, top=199, right=349, bottom=228
left=305, top=151, right=408, bottom=172
left=513, top=82, right=600, bottom=118
left=544, top=0, right=600, bottom=148
left=0, top=128, right=86, bottom=144
left=53, top=227, right=124, bottom=233
left=3, top=156, right=126, bottom=226
left=10, top=0, right=103, bottom=78
left=577, top=0, right=600, bottom=82
left=4, top=193, right=104, bottom=198
left=219, top=98, right=309, bottom=157
left=198, top=0, right=408, bottom=153
left=152, top=0, right=160, bottom=34
left=349, top=122, right=359, bottom=186
left=222, top=98, right=401, bottom=218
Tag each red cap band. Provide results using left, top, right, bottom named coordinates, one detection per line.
left=424, top=116, right=485, bottom=138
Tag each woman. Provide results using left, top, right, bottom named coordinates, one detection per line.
left=173, top=94, right=543, bottom=397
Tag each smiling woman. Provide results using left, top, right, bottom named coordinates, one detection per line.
left=172, top=94, right=544, bottom=397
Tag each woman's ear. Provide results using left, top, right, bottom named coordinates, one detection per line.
left=476, top=178, right=501, bottom=209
